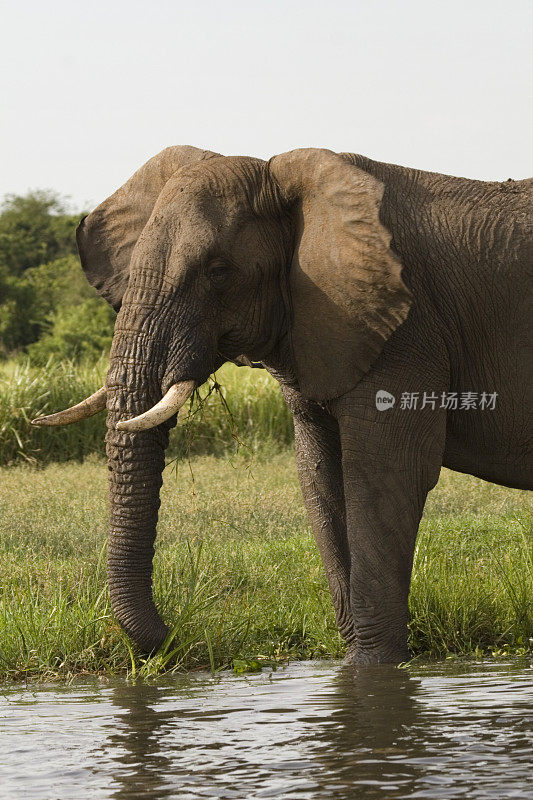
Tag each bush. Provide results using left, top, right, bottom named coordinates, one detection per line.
left=23, top=254, right=101, bottom=328
left=0, top=191, right=79, bottom=277
left=27, top=299, right=115, bottom=364
left=0, top=272, right=36, bottom=354
left=0, top=191, right=98, bottom=357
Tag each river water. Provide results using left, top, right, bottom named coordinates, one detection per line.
left=1, top=659, right=531, bottom=799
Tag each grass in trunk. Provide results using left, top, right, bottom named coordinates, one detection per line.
left=0, top=452, right=531, bottom=680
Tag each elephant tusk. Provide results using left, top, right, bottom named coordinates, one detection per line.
left=115, top=380, right=196, bottom=432
left=31, top=387, right=107, bottom=427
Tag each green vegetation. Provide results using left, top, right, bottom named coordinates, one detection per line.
left=0, top=357, right=108, bottom=464
left=0, top=191, right=114, bottom=361
left=0, top=454, right=531, bottom=680
left=0, top=359, right=292, bottom=465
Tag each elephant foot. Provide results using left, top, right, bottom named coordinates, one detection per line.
left=343, top=645, right=410, bottom=666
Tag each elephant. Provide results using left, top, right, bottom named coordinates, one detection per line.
left=32, top=145, right=533, bottom=664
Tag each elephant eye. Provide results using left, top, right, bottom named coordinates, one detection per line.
left=207, top=259, right=233, bottom=287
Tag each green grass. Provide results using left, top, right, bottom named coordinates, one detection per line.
left=0, top=453, right=531, bottom=680
left=0, top=358, right=109, bottom=464
left=0, top=358, right=292, bottom=465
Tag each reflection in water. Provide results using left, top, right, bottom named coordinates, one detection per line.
left=102, top=683, right=177, bottom=799
left=309, top=666, right=424, bottom=797
left=102, top=664, right=424, bottom=800
left=1, top=660, right=532, bottom=799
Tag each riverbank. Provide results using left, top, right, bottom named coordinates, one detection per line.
left=0, top=451, right=531, bottom=680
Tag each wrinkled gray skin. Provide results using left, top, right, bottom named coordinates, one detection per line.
left=76, top=146, right=532, bottom=664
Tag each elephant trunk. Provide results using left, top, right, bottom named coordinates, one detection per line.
left=104, top=280, right=175, bottom=653
left=104, top=269, right=215, bottom=652
left=105, top=399, right=170, bottom=653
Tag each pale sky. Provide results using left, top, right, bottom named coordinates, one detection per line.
left=2, top=0, right=532, bottom=210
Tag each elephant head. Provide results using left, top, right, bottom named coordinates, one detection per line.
left=33, top=146, right=411, bottom=652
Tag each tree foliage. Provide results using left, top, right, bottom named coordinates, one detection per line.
left=0, top=191, right=115, bottom=360
left=0, top=191, right=79, bottom=276
left=28, top=299, right=115, bottom=363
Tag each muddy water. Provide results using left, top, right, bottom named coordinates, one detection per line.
left=1, top=660, right=531, bottom=799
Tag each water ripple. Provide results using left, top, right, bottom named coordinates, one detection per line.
left=1, top=660, right=531, bottom=799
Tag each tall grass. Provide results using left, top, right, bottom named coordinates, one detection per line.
left=0, top=358, right=292, bottom=465
left=0, top=358, right=108, bottom=464
left=0, top=454, right=342, bottom=680
left=0, top=455, right=531, bottom=680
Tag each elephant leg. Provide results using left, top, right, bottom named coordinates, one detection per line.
left=332, top=364, right=447, bottom=664
left=282, top=386, right=356, bottom=651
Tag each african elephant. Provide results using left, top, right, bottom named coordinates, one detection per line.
left=33, top=146, right=533, bottom=664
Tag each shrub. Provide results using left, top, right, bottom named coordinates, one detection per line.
left=0, top=191, right=79, bottom=276
left=27, top=299, right=115, bottom=364
left=0, top=191, right=93, bottom=356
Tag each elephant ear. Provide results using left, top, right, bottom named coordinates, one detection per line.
left=76, top=145, right=220, bottom=309
left=268, top=148, right=412, bottom=402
